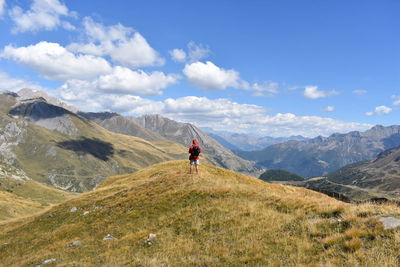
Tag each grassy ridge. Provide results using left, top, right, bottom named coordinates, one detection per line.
left=0, top=178, right=76, bottom=221
left=1, top=161, right=400, bottom=266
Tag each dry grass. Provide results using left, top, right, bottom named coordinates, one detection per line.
left=1, top=161, right=400, bottom=266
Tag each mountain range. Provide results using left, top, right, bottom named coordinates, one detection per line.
left=204, top=130, right=308, bottom=151
left=237, top=125, right=400, bottom=178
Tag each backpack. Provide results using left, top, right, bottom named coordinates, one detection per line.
left=191, top=146, right=200, bottom=157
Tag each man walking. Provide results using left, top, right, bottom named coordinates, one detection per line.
left=189, top=139, right=201, bottom=174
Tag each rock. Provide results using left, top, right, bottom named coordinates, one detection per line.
left=67, top=240, right=81, bottom=247
left=103, top=234, right=115, bottom=240
left=70, top=207, right=77, bottom=212
left=42, top=258, right=56, bottom=264
left=379, top=217, right=400, bottom=230
left=144, top=233, right=157, bottom=246
left=148, top=233, right=157, bottom=240
left=83, top=211, right=90, bottom=216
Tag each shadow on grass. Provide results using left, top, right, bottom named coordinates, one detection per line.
left=57, top=137, right=114, bottom=161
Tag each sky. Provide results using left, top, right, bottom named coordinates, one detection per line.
left=0, top=0, right=399, bottom=137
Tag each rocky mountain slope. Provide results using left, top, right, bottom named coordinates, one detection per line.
left=0, top=91, right=187, bottom=193
left=1, top=161, right=399, bottom=266
left=78, top=112, right=164, bottom=142
left=207, top=131, right=308, bottom=151
left=237, top=125, right=400, bottom=178
left=132, top=114, right=257, bottom=175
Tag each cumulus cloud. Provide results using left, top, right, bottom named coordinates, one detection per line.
left=187, top=42, right=210, bottom=62
left=0, top=70, right=47, bottom=91
left=1, top=41, right=112, bottom=80
left=324, top=106, right=335, bottom=112
left=183, top=61, right=279, bottom=95
left=169, top=49, right=187, bottom=62
left=60, top=66, right=179, bottom=97
left=365, top=105, right=392, bottom=116
left=303, top=86, right=339, bottom=99
left=170, top=42, right=210, bottom=63
left=392, top=95, right=400, bottom=106
left=353, top=89, right=367, bottom=95
left=67, top=17, right=164, bottom=68
left=8, top=0, right=75, bottom=33
left=0, top=0, right=5, bottom=16
left=183, top=61, right=239, bottom=90
left=58, top=89, right=372, bottom=137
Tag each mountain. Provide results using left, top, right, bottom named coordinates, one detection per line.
left=237, top=125, right=400, bottom=178
left=0, top=91, right=187, bottom=193
left=132, top=114, right=257, bottom=175
left=204, top=130, right=308, bottom=151
left=1, top=161, right=399, bottom=266
left=313, top=145, right=400, bottom=201
left=78, top=111, right=164, bottom=142
left=17, top=88, right=78, bottom=113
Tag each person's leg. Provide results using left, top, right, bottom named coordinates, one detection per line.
left=189, top=160, right=193, bottom=174
left=195, top=160, right=199, bottom=174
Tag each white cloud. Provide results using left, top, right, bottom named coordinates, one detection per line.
left=187, top=42, right=210, bottom=62
left=8, top=0, right=74, bottom=33
left=0, top=0, right=5, bottom=16
left=58, top=89, right=372, bottom=137
left=183, top=61, right=239, bottom=90
left=170, top=42, right=210, bottom=63
left=365, top=105, right=392, bottom=116
left=242, top=81, right=279, bottom=96
left=67, top=17, right=164, bottom=68
left=303, top=86, right=339, bottom=99
left=1, top=41, right=112, bottom=80
left=169, top=49, right=186, bottom=62
left=59, top=66, right=179, bottom=97
left=183, top=61, right=279, bottom=95
left=353, top=89, right=367, bottom=95
left=97, top=66, right=179, bottom=95
left=324, top=106, right=335, bottom=112
left=0, top=70, right=47, bottom=91
left=392, top=95, right=400, bottom=106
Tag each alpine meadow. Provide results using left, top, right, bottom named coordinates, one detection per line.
left=1, top=0, right=400, bottom=266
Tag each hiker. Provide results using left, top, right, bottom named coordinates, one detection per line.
left=189, top=139, right=201, bottom=174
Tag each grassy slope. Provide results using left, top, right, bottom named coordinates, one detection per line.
left=1, top=161, right=400, bottom=266
left=11, top=115, right=189, bottom=191
left=0, top=178, right=76, bottom=221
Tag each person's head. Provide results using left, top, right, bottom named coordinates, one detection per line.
left=192, top=139, right=198, bottom=145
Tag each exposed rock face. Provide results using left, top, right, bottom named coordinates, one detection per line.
left=78, top=112, right=164, bottom=142
left=9, top=98, right=79, bottom=135
left=17, top=88, right=77, bottom=113
left=132, top=114, right=257, bottom=174
left=237, top=125, right=400, bottom=178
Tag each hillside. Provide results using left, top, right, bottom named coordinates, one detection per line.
left=319, top=146, right=400, bottom=200
left=1, top=161, right=400, bottom=266
left=237, top=125, right=400, bottom=178
left=0, top=91, right=187, bottom=192
left=259, top=169, right=304, bottom=182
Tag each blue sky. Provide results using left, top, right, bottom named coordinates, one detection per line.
left=0, top=0, right=399, bottom=137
